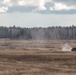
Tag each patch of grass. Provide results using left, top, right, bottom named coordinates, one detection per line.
left=0, top=39, right=75, bottom=75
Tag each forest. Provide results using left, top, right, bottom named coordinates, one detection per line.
left=0, top=25, right=76, bottom=40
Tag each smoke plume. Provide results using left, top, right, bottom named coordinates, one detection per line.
left=62, top=43, right=72, bottom=51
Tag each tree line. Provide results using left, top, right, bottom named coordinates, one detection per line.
left=0, top=25, right=76, bottom=40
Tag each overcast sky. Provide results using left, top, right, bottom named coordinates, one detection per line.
left=0, top=0, right=76, bottom=27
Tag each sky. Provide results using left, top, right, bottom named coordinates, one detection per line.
left=0, top=0, right=76, bottom=27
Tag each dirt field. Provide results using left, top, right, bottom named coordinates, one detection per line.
left=0, top=39, right=76, bottom=75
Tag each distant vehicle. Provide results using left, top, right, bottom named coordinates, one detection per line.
left=71, top=48, right=76, bottom=51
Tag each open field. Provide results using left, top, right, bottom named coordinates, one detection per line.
left=0, top=39, right=76, bottom=75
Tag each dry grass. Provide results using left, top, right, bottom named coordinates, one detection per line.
left=0, top=39, right=75, bottom=75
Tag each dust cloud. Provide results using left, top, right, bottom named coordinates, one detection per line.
left=62, top=43, right=72, bottom=51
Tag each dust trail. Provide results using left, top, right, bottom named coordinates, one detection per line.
left=62, top=43, right=72, bottom=51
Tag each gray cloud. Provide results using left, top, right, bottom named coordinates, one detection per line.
left=53, top=0, right=76, bottom=5
left=0, top=0, right=76, bottom=14
left=51, top=9, right=76, bottom=14
left=7, top=6, right=37, bottom=13
left=36, top=9, right=76, bottom=14
left=45, top=2, right=54, bottom=9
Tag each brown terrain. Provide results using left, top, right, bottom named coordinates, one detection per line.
left=0, top=39, right=76, bottom=75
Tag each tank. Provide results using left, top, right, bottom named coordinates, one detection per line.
left=71, top=48, right=76, bottom=51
